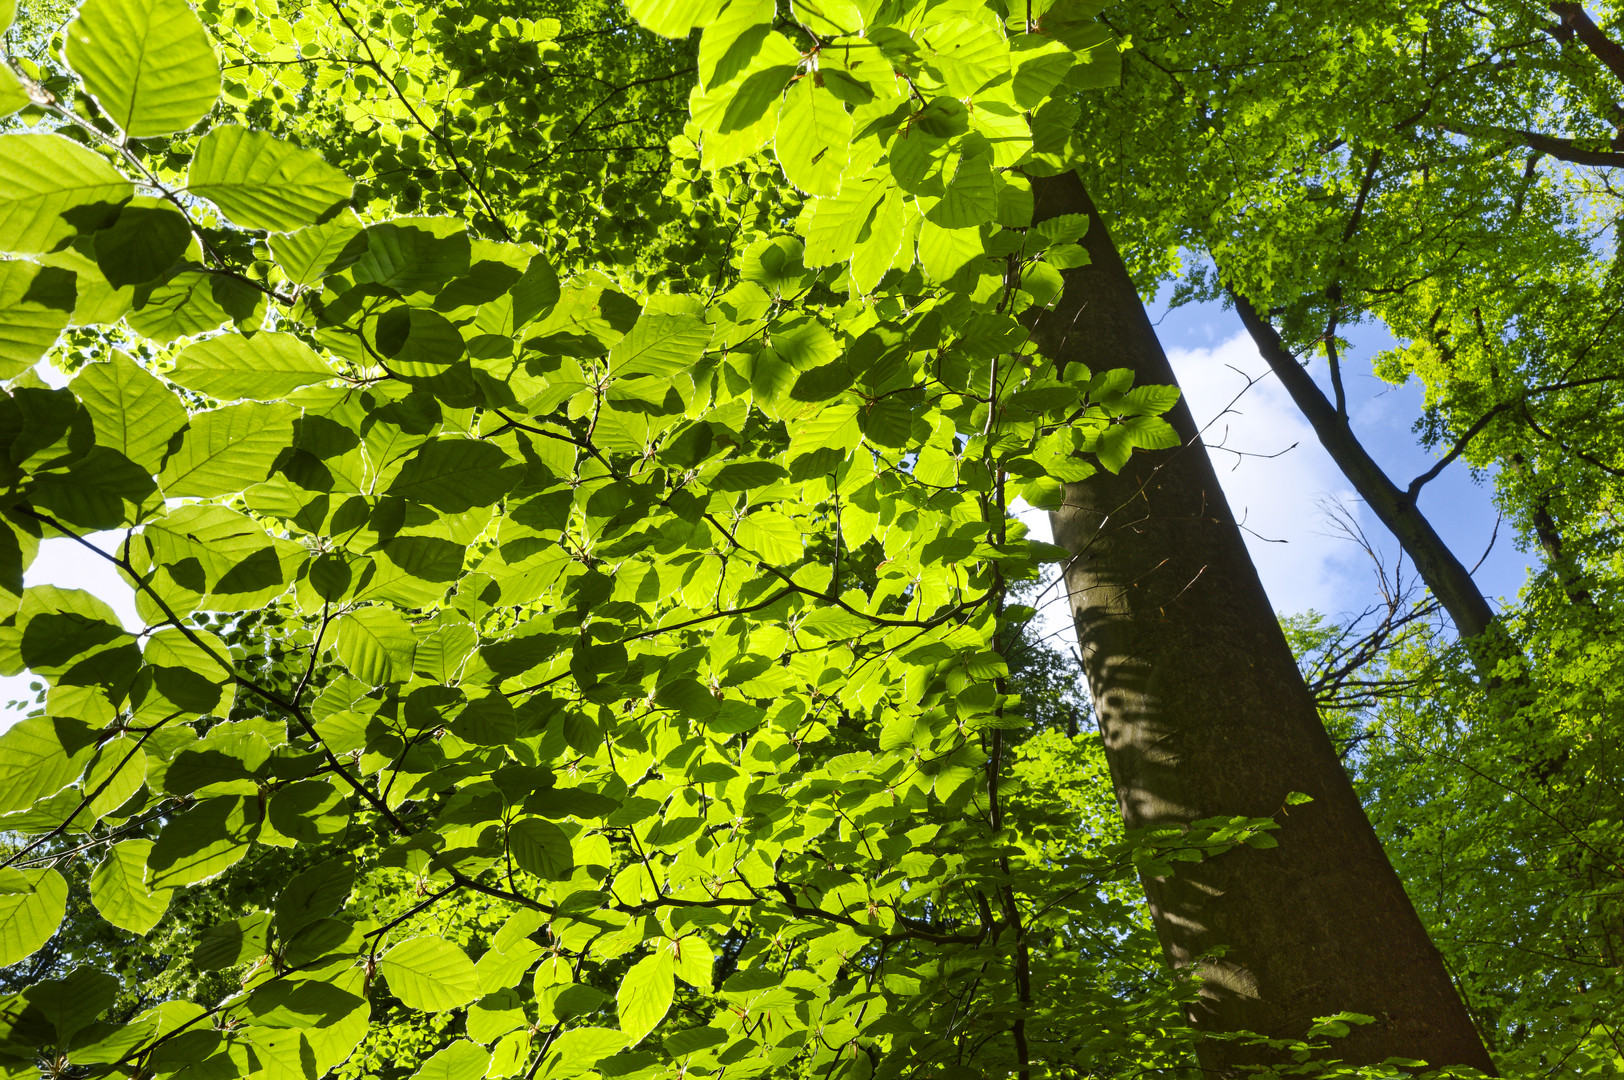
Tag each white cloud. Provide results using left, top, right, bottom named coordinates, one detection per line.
left=1165, top=333, right=1376, bottom=617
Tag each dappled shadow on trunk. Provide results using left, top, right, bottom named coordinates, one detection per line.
left=1032, top=171, right=1497, bottom=1076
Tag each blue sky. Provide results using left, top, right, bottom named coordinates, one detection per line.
left=2, top=295, right=1534, bottom=719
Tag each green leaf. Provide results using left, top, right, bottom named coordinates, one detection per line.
left=488, top=1031, right=529, bottom=1079
left=414, top=1041, right=491, bottom=1080
left=188, top=126, right=353, bottom=231
left=918, top=18, right=1007, bottom=97
left=850, top=188, right=904, bottom=295
left=771, top=317, right=837, bottom=370
left=92, top=200, right=192, bottom=288
left=1019, top=259, right=1063, bottom=307
left=89, top=840, right=172, bottom=935
left=609, top=313, right=711, bottom=378
left=1011, top=34, right=1074, bottom=108
left=270, top=210, right=362, bottom=286
left=135, top=503, right=302, bottom=612
left=617, top=950, right=674, bottom=1045
left=672, top=936, right=713, bottom=989
left=468, top=990, right=527, bottom=1043
left=0, top=66, right=27, bottom=119
left=1035, top=213, right=1089, bottom=245
left=0, top=868, right=67, bottom=966
left=126, top=269, right=246, bottom=343
left=508, top=818, right=574, bottom=879
left=740, top=235, right=813, bottom=296
left=275, top=860, right=354, bottom=937
left=791, top=0, right=860, bottom=35
left=387, top=438, right=519, bottom=512
left=194, top=911, right=270, bottom=969
left=333, top=607, right=416, bottom=685
left=38, top=245, right=131, bottom=326
left=912, top=96, right=968, bottom=138
left=542, top=1028, right=629, bottom=1079
left=11, top=586, right=136, bottom=688
left=28, top=967, right=119, bottom=1045
left=917, top=217, right=983, bottom=282
left=926, top=152, right=996, bottom=229
left=162, top=726, right=269, bottom=796
left=170, top=331, right=334, bottom=400
left=0, top=718, right=86, bottom=815
left=698, top=0, right=773, bottom=90
left=414, top=622, right=478, bottom=683
left=82, top=734, right=148, bottom=819
left=59, top=345, right=181, bottom=470
left=625, top=0, right=723, bottom=38
left=379, top=937, right=479, bottom=1012
left=376, top=306, right=464, bottom=375
left=1066, top=31, right=1120, bottom=88
left=145, top=795, right=259, bottom=889
left=28, top=444, right=157, bottom=530
left=138, top=627, right=235, bottom=717
left=347, top=219, right=470, bottom=296
left=802, top=173, right=883, bottom=267
left=451, top=693, right=517, bottom=745
left=710, top=461, right=787, bottom=490
left=733, top=510, right=802, bottom=564
left=0, top=134, right=132, bottom=255
left=0, top=260, right=76, bottom=376
left=279, top=918, right=358, bottom=971
left=157, top=402, right=299, bottom=497
left=266, top=778, right=350, bottom=846
left=511, top=254, right=561, bottom=327
left=776, top=79, right=852, bottom=197
left=64, top=0, right=219, bottom=136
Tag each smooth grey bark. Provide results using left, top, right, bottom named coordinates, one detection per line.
left=1030, top=170, right=1496, bottom=1076
left=1227, top=293, right=1500, bottom=641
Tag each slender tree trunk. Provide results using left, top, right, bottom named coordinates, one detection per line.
left=1031, top=170, right=1496, bottom=1076
left=1509, top=453, right=1595, bottom=608
left=1228, top=293, right=1499, bottom=639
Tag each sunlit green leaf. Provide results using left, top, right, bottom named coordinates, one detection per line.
left=92, top=200, right=193, bottom=288
left=157, top=402, right=299, bottom=497
left=333, top=607, right=416, bottom=685
left=616, top=950, right=673, bottom=1045
left=89, top=839, right=172, bottom=935
left=0, top=260, right=76, bottom=376
left=65, top=0, right=220, bottom=136
left=170, top=331, right=334, bottom=401
left=0, top=868, right=67, bottom=967
left=188, top=126, right=353, bottom=231
left=379, top=937, right=479, bottom=1012
left=0, top=134, right=132, bottom=255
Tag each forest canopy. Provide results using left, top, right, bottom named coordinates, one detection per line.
left=0, top=0, right=1618, bottom=1076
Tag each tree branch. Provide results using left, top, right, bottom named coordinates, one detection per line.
left=1225, top=288, right=1499, bottom=640
left=1550, top=1, right=1624, bottom=85
left=1440, top=120, right=1624, bottom=167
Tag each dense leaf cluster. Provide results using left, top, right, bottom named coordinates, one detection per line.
left=0, top=1, right=1297, bottom=1078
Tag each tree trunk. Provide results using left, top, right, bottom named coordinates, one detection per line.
left=1031, top=169, right=1496, bottom=1076
left=1228, top=292, right=1499, bottom=640
left=1510, top=453, right=1595, bottom=608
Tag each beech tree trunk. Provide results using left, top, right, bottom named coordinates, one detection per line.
left=1228, top=292, right=1499, bottom=640
left=1031, top=170, right=1496, bottom=1076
